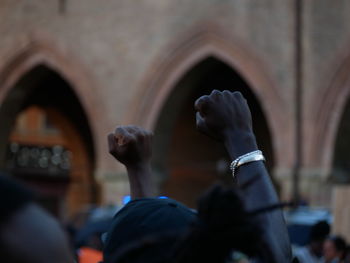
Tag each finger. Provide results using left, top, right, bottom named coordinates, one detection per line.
left=194, top=95, right=211, bottom=116
left=232, top=91, right=244, bottom=100
left=116, top=133, right=137, bottom=146
left=115, top=126, right=129, bottom=137
left=108, top=132, right=130, bottom=158
left=125, top=125, right=140, bottom=134
left=107, top=133, right=118, bottom=154
left=133, top=130, right=147, bottom=142
left=126, top=126, right=152, bottom=141
left=115, top=126, right=134, bottom=146
left=139, top=130, right=153, bottom=142
left=125, top=126, right=142, bottom=142
left=222, top=90, right=232, bottom=97
left=196, top=112, right=209, bottom=134
left=231, top=91, right=249, bottom=110
left=209, top=89, right=222, bottom=99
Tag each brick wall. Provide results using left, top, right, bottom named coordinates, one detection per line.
left=1, top=1, right=350, bottom=219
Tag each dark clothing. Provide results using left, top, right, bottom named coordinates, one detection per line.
left=103, top=198, right=196, bottom=263
left=0, top=173, right=33, bottom=224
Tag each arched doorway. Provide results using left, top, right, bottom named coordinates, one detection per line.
left=0, top=65, right=96, bottom=219
left=153, top=57, right=275, bottom=207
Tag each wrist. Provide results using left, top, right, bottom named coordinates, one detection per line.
left=224, top=131, right=258, bottom=160
left=125, top=161, right=151, bottom=172
left=125, top=161, right=154, bottom=199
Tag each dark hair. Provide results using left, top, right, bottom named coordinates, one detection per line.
left=328, top=235, right=347, bottom=253
left=309, top=221, right=330, bottom=242
left=0, top=173, right=33, bottom=225
left=0, top=173, right=34, bottom=262
left=103, top=198, right=196, bottom=263
left=174, top=185, right=264, bottom=263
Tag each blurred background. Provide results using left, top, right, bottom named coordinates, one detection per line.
left=0, top=0, right=350, bottom=245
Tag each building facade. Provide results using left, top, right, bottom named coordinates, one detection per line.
left=1, top=0, right=350, bottom=237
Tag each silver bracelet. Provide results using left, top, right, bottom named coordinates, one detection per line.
left=229, top=150, right=265, bottom=178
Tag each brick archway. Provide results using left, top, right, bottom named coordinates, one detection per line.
left=128, top=25, right=292, bottom=169
left=0, top=37, right=107, bottom=174
left=309, top=51, right=350, bottom=176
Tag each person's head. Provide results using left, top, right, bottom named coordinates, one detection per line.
left=308, top=220, right=330, bottom=257
left=323, top=235, right=347, bottom=262
left=103, top=198, right=197, bottom=263
left=0, top=174, right=74, bottom=263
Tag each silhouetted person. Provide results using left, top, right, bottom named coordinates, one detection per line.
left=105, top=126, right=196, bottom=262
left=294, top=220, right=330, bottom=263
left=173, top=184, right=266, bottom=262
left=324, top=235, right=347, bottom=263
left=104, top=90, right=291, bottom=263
left=0, top=174, right=74, bottom=263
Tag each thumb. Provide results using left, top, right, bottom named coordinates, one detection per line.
left=196, top=112, right=209, bottom=134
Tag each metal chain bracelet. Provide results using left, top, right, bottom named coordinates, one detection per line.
left=229, top=150, right=265, bottom=178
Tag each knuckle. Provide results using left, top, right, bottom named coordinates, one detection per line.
left=210, top=89, right=221, bottom=99
left=223, top=90, right=231, bottom=96
left=211, top=89, right=220, bottom=95
left=129, top=125, right=140, bottom=132
left=115, top=126, right=125, bottom=134
left=195, top=96, right=208, bottom=110
left=233, top=91, right=243, bottom=98
left=125, top=125, right=135, bottom=133
left=200, top=95, right=210, bottom=105
left=200, top=95, right=210, bottom=102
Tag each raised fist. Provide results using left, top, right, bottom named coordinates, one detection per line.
left=108, top=125, right=153, bottom=167
left=194, top=90, right=254, bottom=142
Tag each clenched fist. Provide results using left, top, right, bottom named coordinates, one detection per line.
left=195, top=90, right=258, bottom=158
left=108, top=125, right=153, bottom=167
left=195, top=90, right=253, bottom=140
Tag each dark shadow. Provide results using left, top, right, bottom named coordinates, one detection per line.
left=332, top=98, right=350, bottom=183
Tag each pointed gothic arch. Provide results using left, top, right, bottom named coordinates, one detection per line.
left=0, top=39, right=107, bottom=173
left=0, top=41, right=102, bottom=217
left=309, top=49, right=350, bottom=176
left=128, top=25, right=291, bottom=171
left=127, top=26, right=289, bottom=206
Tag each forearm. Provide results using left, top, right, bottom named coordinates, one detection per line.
left=126, top=162, right=155, bottom=199
left=235, top=162, right=291, bottom=262
left=225, top=135, right=292, bottom=263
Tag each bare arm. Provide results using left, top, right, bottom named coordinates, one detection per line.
left=108, top=125, right=155, bottom=199
left=195, top=90, right=291, bottom=263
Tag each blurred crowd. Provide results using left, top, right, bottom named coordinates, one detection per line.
left=292, top=220, right=349, bottom=263
left=65, top=205, right=350, bottom=263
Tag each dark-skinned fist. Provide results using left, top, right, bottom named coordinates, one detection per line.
left=107, top=125, right=153, bottom=167
left=194, top=90, right=253, bottom=142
